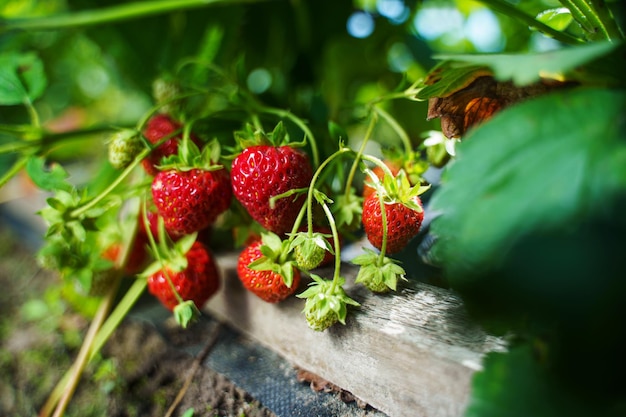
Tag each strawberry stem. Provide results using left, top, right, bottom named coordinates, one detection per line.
left=70, top=147, right=151, bottom=218
left=318, top=198, right=343, bottom=291
left=255, top=106, right=320, bottom=169
left=343, top=112, right=378, bottom=203
left=40, top=272, right=122, bottom=417
left=372, top=105, right=413, bottom=156
left=304, top=147, right=352, bottom=235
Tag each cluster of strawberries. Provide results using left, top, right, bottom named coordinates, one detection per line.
left=107, top=112, right=427, bottom=330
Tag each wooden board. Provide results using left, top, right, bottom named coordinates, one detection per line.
left=205, top=253, right=505, bottom=417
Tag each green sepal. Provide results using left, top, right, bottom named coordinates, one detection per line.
left=173, top=300, right=200, bottom=329
left=289, top=231, right=333, bottom=270
left=158, top=138, right=222, bottom=172
left=140, top=231, right=197, bottom=278
left=331, top=188, right=363, bottom=231
left=352, top=249, right=406, bottom=293
left=297, top=275, right=360, bottom=331
left=247, top=231, right=297, bottom=287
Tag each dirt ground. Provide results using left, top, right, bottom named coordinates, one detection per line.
left=0, top=226, right=274, bottom=417
left=0, top=224, right=382, bottom=417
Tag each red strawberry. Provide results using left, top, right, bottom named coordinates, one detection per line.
left=146, top=241, right=220, bottom=311
left=362, top=191, right=424, bottom=254
left=142, top=114, right=202, bottom=175
left=231, top=145, right=313, bottom=235
left=152, top=167, right=231, bottom=236
left=237, top=237, right=301, bottom=303
left=361, top=169, right=428, bottom=254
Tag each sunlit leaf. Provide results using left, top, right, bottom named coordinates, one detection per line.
left=433, top=41, right=620, bottom=86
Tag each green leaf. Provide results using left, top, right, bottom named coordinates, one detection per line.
left=536, top=7, right=573, bottom=31
left=27, top=157, right=72, bottom=192
left=466, top=344, right=602, bottom=417
left=0, top=52, right=47, bottom=105
left=430, top=88, right=626, bottom=282
left=416, top=60, right=491, bottom=100
left=433, top=41, right=620, bottom=86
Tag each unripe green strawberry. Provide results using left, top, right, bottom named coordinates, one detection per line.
left=152, top=77, right=181, bottom=115
left=297, top=275, right=359, bottom=332
left=108, top=129, right=143, bottom=169
left=290, top=231, right=333, bottom=271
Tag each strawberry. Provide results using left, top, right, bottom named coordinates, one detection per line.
left=362, top=152, right=428, bottom=198
left=108, top=129, right=143, bottom=170
left=236, top=233, right=300, bottom=303
left=297, top=275, right=360, bottom=331
left=151, top=138, right=232, bottom=236
left=152, top=167, right=231, bottom=236
left=230, top=123, right=313, bottom=235
left=362, top=161, right=401, bottom=199
left=146, top=239, right=220, bottom=313
left=141, top=114, right=202, bottom=175
left=361, top=169, right=429, bottom=254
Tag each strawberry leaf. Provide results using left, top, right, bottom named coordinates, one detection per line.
left=26, top=156, right=73, bottom=192
left=174, top=300, right=200, bottom=329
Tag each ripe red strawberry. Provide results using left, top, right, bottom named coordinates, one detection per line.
left=152, top=167, right=231, bottom=236
left=361, top=168, right=428, bottom=254
left=362, top=191, right=424, bottom=254
left=237, top=237, right=301, bottom=303
left=231, top=145, right=313, bottom=235
left=142, top=114, right=202, bottom=175
left=146, top=241, right=220, bottom=311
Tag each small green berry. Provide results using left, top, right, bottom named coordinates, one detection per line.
left=108, top=130, right=142, bottom=169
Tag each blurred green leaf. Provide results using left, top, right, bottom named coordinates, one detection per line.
left=430, top=88, right=626, bottom=280
left=466, top=344, right=609, bottom=417
left=536, top=7, right=574, bottom=31
left=433, top=41, right=620, bottom=85
left=0, top=52, right=47, bottom=105
left=26, top=156, right=72, bottom=192
left=416, top=61, right=491, bottom=100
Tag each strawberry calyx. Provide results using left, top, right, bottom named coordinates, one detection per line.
left=288, top=231, right=333, bottom=271
left=364, top=165, right=429, bottom=212
left=247, top=231, right=298, bottom=288
left=297, top=274, right=360, bottom=332
left=233, top=121, right=305, bottom=152
left=352, top=249, right=407, bottom=293
left=158, top=136, right=222, bottom=172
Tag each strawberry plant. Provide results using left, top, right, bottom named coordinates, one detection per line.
left=1, top=0, right=624, bottom=416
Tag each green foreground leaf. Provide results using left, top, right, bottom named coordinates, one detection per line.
left=430, top=88, right=626, bottom=281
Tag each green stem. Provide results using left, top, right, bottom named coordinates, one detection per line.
left=478, top=0, right=583, bottom=44
left=567, top=0, right=623, bottom=40
left=256, top=106, right=320, bottom=169
left=89, top=278, right=148, bottom=362
left=70, top=147, right=150, bottom=218
left=304, top=147, right=352, bottom=234
left=47, top=274, right=122, bottom=417
left=372, top=105, right=413, bottom=155
left=319, top=199, right=343, bottom=291
left=39, top=275, right=146, bottom=417
left=343, top=113, right=378, bottom=202
left=1, top=0, right=276, bottom=32
left=0, top=154, right=29, bottom=189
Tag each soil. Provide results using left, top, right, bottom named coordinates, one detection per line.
left=0, top=224, right=382, bottom=417
left=0, top=226, right=275, bottom=417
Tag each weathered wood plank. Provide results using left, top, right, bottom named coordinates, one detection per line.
left=206, top=253, right=505, bottom=417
